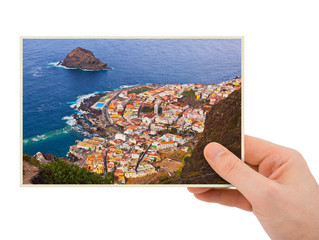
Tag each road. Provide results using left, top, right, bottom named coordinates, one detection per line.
left=74, top=151, right=92, bottom=168
left=137, top=105, right=142, bottom=118
left=102, top=91, right=122, bottom=125
left=135, top=144, right=152, bottom=171
left=103, top=151, right=108, bottom=177
left=102, top=91, right=124, bottom=132
left=121, top=96, right=132, bottom=118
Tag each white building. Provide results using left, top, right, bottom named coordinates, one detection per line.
left=142, top=112, right=157, bottom=125
left=131, top=153, right=140, bottom=159
left=115, top=133, right=126, bottom=141
left=158, top=141, right=177, bottom=149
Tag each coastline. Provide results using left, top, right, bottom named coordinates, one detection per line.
left=23, top=76, right=241, bottom=185
left=23, top=79, right=240, bottom=156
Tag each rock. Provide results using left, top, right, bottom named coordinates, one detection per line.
left=23, top=160, right=45, bottom=184
left=60, top=47, right=111, bottom=71
left=35, top=152, right=49, bottom=165
left=43, top=153, right=56, bottom=163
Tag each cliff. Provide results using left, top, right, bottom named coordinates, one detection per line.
left=172, top=89, right=242, bottom=184
left=60, top=47, right=111, bottom=71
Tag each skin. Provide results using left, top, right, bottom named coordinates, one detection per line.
left=188, top=135, right=319, bottom=240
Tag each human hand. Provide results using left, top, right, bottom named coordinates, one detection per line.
left=188, top=135, right=319, bottom=240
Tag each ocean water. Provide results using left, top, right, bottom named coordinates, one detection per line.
left=23, top=38, right=241, bottom=157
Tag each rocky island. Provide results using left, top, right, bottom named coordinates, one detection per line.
left=58, top=47, right=111, bottom=71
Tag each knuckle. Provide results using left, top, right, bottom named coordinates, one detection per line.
left=286, top=148, right=304, bottom=163
left=261, top=182, right=281, bottom=200
left=291, top=149, right=303, bottom=160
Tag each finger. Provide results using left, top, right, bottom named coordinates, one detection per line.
left=204, top=142, right=269, bottom=199
left=187, top=187, right=212, bottom=194
left=245, top=135, right=287, bottom=166
left=193, top=189, right=252, bottom=211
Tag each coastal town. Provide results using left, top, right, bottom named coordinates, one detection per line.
left=67, top=77, right=241, bottom=184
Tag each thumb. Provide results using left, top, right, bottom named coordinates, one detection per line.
left=204, top=142, right=268, bottom=198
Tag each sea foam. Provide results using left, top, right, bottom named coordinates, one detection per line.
left=120, top=84, right=139, bottom=89
left=69, top=92, right=102, bottom=110
left=23, top=127, right=72, bottom=145
left=48, top=62, right=112, bottom=71
left=62, top=116, right=76, bottom=126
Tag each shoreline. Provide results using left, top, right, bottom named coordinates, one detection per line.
left=23, top=76, right=241, bottom=160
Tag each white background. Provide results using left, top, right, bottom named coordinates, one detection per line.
left=1, top=1, right=319, bottom=239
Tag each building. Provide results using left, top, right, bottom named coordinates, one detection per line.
left=192, top=121, right=204, bottom=133
left=158, top=141, right=177, bottom=149
left=115, top=133, right=126, bottom=141
left=76, top=141, right=96, bottom=151
left=142, top=112, right=157, bottom=125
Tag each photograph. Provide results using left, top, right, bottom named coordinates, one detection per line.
left=3, top=1, right=319, bottom=240
left=22, top=37, right=243, bottom=185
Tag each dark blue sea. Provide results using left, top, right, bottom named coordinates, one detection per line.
left=23, top=38, right=241, bottom=157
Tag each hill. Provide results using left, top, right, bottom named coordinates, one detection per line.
left=171, top=89, right=242, bottom=184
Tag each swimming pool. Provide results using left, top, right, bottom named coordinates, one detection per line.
left=95, top=102, right=106, bottom=108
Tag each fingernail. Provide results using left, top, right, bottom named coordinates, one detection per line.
left=204, top=143, right=224, bottom=163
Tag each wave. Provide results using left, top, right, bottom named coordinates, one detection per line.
left=120, top=84, right=140, bottom=89
left=82, top=68, right=113, bottom=72
left=62, top=116, right=76, bottom=126
left=23, top=122, right=97, bottom=146
left=48, top=61, right=76, bottom=70
left=23, top=126, right=73, bottom=145
left=48, top=62, right=112, bottom=71
left=71, top=125, right=96, bottom=138
left=69, top=91, right=102, bottom=110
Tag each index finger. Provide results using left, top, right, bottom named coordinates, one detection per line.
left=244, top=135, right=286, bottom=166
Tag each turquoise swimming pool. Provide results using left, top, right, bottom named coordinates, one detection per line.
left=95, top=102, right=105, bottom=108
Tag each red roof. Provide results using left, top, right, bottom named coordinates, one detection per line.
left=143, top=112, right=156, bottom=119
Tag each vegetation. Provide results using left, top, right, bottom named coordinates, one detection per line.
left=174, top=156, right=190, bottom=177
left=178, top=92, right=208, bottom=109
left=128, top=86, right=152, bottom=94
left=23, top=154, right=42, bottom=167
left=184, top=156, right=190, bottom=164
left=158, top=172, right=170, bottom=182
left=157, top=126, right=196, bottom=137
left=170, top=127, right=177, bottom=134
left=182, top=90, right=196, bottom=99
left=42, top=160, right=113, bottom=184
left=158, top=155, right=190, bottom=184
left=141, top=106, right=154, bottom=113
left=117, top=125, right=124, bottom=132
left=141, top=143, right=148, bottom=149
left=23, top=155, right=113, bottom=184
left=105, top=126, right=118, bottom=134
left=157, top=128, right=174, bottom=136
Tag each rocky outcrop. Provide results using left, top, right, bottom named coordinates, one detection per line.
left=59, top=47, right=111, bottom=71
left=23, top=160, right=45, bottom=184
left=43, top=153, right=56, bottom=163
left=77, top=92, right=105, bottom=113
left=35, top=152, right=49, bottom=165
